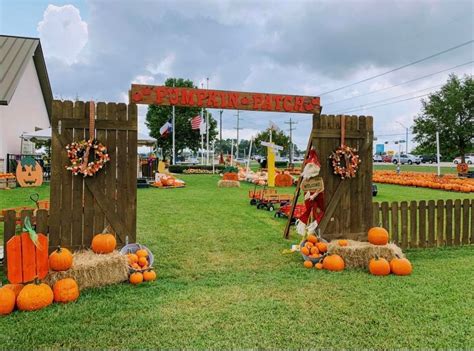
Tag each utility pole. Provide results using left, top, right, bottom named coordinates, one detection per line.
left=219, top=110, right=223, bottom=150
left=206, top=77, right=210, bottom=165
left=396, top=121, right=409, bottom=154
left=234, top=110, right=243, bottom=159
left=284, top=117, right=297, bottom=164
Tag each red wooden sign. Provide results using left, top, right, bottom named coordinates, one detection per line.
left=130, top=84, right=320, bottom=114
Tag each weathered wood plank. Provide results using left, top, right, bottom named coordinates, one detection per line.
left=93, top=102, right=107, bottom=234
left=436, top=200, right=445, bottom=246
left=35, top=209, right=49, bottom=236
left=372, top=202, right=380, bottom=227
left=409, top=200, right=418, bottom=248
left=427, top=200, right=436, bottom=247
left=391, top=202, right=399, bottom=245
left=105, top=103, right=118, bottom=236
left=418, top=200, right=426, bottom=248
left=381, top=202, right=390, bottom=232
left=82, top=101, right=95, bottom=247
left=126, top=103, right=138, bottom=243
left=453, top=199, right=461, bottom=246
left=60, top=100, right=74, bottom=246
left=462, top=199, right=470, bottom=245
left=445, top=199, right=453, bottom=246
left=59, top=119, right=137, bottom=130
left=71, top=101, right=85, bottom=249
left=400, top=201, right=408, bottom=249
left=3, top=210, right=17, bottom=273
left=115, top=103, right=128, bottom=243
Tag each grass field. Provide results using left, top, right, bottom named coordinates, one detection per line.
left=1, top=176, right=473, bottom=349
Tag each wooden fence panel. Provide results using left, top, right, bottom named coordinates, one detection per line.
left=427, top=200, right=436, bottom=247
left=436, top=200, right=445, bottom=246
left=400, top=201, right=408, bottom=249
left=418, top=201, right=426, bottom=248
left=445, top=200, right=453, bottom=246
left=381, top=202, right=390, bottom=232
left=462, top=199, right=470, bottom=245
left=49, top=100, right=137, bottom=251
left=453, top=199, right=461, bottom=246
left=409, top=201, right=417, bottom=248
left=391, top=202, right=399, bottom=246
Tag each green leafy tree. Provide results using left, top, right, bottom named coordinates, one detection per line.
left=413, top=74, right=473, bottom=161
left=253, top=129, right=291, bottom=156
left=145, top=78, right=218, bottom=161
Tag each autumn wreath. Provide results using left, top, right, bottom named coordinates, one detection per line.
left=66, top=139, right=110, bottom=177
left=329, top=145, right=361, bottom=179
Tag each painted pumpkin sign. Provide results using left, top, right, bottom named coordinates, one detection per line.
left=16, top=157, right=43, bottom=187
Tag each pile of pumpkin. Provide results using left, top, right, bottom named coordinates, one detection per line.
left=125, top=248, right=157, bottom=285
left=152, top=174, right=185, bottom=188
left=0, top=173, right=15, bottom=179
left=183, top=168, right=213, bottom=174
left=301, top=227, right=413, bottom=276
left=373, top=170, right=474, bottom=192
left=0, top=246, right=79, bottom=316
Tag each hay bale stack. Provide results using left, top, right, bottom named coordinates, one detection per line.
left=217, top=180, right=240, bottom=188
left=44, top=250, right=128, bottom=290
left=327, top=240, right=403, bottom=269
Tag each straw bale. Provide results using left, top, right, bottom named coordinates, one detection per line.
left=217, top=180, right=240, bottom=188
left=44, top=250, right=128, bottom=290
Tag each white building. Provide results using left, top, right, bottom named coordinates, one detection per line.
left=0, top=35, right=53, bottom=172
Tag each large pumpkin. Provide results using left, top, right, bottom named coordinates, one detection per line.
left=15, top=157, right=43, bottom=187
left=0, top=287, right=16, bottom=315
left=91, top=233, right=116, bottom=254
left=7, top=217, right=49, bottom=284
left=49, top=246, right=73, bottom=271
left=322, top=254, right=345, bottom=272
left=368, top=226, right=389, bottom=245
left=53, top=278, right=80, bottom=303
left=17, top=281, right=54, bottom=311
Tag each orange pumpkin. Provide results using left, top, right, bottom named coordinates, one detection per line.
left=136, top=249, right=148, bottom=258
left=368, top=226, right=389, bottom=245
left=390, top=255, right=413, bottom=276
left=316, top=242, right=327, bottom=253
left=6, top=217, right=49, bottom=284
left=0, top=287, right=16, bottom=315
left=129, top=272, right=143, bottom=285
left=301, top=246, right=310, bottom=256
left=303, top=260, right=313, bottom=268
left=314, top=262, right=323, bottom=270
left=322, top=254, right=345, bottom=272
left=338, top=239, right=348, bottom=247
left=91, top=233, right=116, bottom=254
left=15, top=157, right=43, bottom=187
left=3, top=283, right=24, bottom=298
left=143, top=270, right=157, bottom=281
left=49, top=246, right=73, bottom=271
left=53, top=278, right=80, bottom=303
left=369, top=256, right=391, bottom=276
left=307, top=235, right=318, bottom=244
left=17, top=281, right=54, bottom=311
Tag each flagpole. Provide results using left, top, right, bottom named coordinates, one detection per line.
left=200, top=108, right=204, bottom=165
left=246, top=137, right=253, bottom=174
left=172, top=81, right=176, bottom=165
left=206, top=77, right=210, bottom=166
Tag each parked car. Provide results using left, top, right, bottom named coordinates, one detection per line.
left=373, top=154, right=383, bottom=162
left=293, top=156, right=304, bottom=162
left=382, top=154, right=393, bottom=163
left=453, top=154, right=474, bottom=165
left=419, top=154, right=438, bottom=164
left=392, top=154, right=421, bottom=165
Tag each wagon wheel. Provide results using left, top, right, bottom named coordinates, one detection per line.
left=250, top=199, right=257, bottom=205
left=267, top=204, right=275, bottom=212
left=257, top=203, right=264, bottom=209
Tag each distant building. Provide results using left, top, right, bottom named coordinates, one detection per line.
left=0, top=35, right=53, bottom=172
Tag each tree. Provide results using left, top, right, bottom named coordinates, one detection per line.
left=253, top=129, right=291, bottom=156
left=413, top=74, right=473, bottom=161
left=145, top=78, right=218, bottom=161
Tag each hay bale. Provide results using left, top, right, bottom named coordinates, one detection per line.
left=44, top=250, right=128, bottom=290
left=217, top=180, right=240, bottom=188
left=327, top=240, right=403, bottom=269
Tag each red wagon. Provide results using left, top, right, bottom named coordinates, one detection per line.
left=275, top=203, right=306, bottom=223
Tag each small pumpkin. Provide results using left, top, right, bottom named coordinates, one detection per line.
left=369, top=255, right=391, bottom=276
left=314, top=262, right=323, bottom=270
left=368, top=226, right=389, bottom=245
left=3, top=283, right=24, bottom=298
left=390, top=255, right=413, bottom=276
left=17, top=281, right=54, bottom=311
left=127, top=253, right=139, bottom=265
left=91, top=233, right=116, bottom=254
left=303, top=260, right=313, bottom=268
left=322, top=254, right=345, bottom=272
left=143, top=270, right=157, bottom=282
left=307, top=235, right=318, bottom=244
left=316, top=242, right=327, bottom=253
left=310, top=246, right=319, bottom=255
left=338, top=239, right=348, bottom=247
left=130, top=272, right=144, bottom=285
left=49, top=246, right=73, bottom=271
left=53, top=278, right=80, bottom=303
left=0, top=287, right=16, bottom=315
left=301, top=246, right=310, bottom=256
left=136, top=248, right=148, bottom=258
left=138, top=256, right=148, bottom=267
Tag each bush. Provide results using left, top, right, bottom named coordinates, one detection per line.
left=169, top=165, right=226, bottom=174
left=275, top=161, right=288, bottom=168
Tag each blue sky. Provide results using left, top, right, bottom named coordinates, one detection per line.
left=1, top=0, right=472, bottom=151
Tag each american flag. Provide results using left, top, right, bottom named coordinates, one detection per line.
left=191, top=115, right=202, bottom=130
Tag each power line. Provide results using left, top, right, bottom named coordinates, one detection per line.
left=284, top=118, right=297, bottom=164
left=234, top=110, right=243, bottom=158
left=324, top=60, right=474, bottom=107
left=317, top=39, right=474, bottom=96
left=340, top=93, right=431, bottom=114
left=331, top=83, right=445, bottom=115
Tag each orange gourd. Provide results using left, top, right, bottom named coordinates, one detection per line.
left=316, top=242, right=327, bottom=253
left=307, top=235, right=318, bottom=244
left=369, top=255, right=391, bottom=276
left=53, top=278, right=80, bottom=303
left=314, top=263, right=323, bottom=270
left=0, top=287, right=16, bottom=315
left=368, top=226, right=389, bottom=245
left=301, top=246, right=310, bottom=256
left=390, top=255, right=413, bottom=276
left=322, top=254, right=345, bottom=272
left=3, top=283, right=24, bottom=298
left=303, top=260, right=313, bottom=268
left=338, top=240, right=348, bottom=247
left=6, top=217, right=49, bottom=284
left=17, top=281, right=54, bottom=311
left=49, top=246, right=73, bottom=271
left=91, top=233, right=116, bottom=254
left=129, top=272, right=143, bottom=285
left=143, top=270, right=157, bottom=281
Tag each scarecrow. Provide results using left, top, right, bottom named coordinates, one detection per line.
left=296, top=149, right=325, bottom=235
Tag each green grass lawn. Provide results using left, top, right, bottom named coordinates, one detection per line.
left=1, top=176, right=473, bottom=349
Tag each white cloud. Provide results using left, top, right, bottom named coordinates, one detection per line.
left=221, top=128, right=261, bottom=141
left=37, top=4, right=88, bottom=65
left=146, top=53, right=175, bottom=76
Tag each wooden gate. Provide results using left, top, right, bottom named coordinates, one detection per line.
left=50, top=100, right=137, bottom=250
left=313, top=114, right=373, bottom=241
